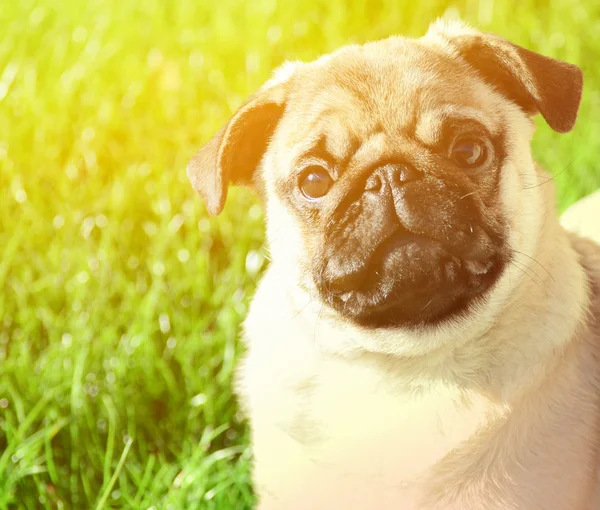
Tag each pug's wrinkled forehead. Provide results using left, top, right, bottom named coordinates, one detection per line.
left=279, top=39, right=501, bottom=156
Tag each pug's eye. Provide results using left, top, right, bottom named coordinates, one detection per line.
left=451, top=138, right=486, bottom=167
left=299, top=166, right=333, bottom=199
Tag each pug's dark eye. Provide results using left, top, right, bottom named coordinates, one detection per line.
left=299, top=166, right=333, bottom=199
left=451, top=138, right=486, bottom=167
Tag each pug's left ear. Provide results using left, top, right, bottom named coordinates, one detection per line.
left=427, top=20, right=583, bottom=133
left=187, top=81, right=288, bottom=216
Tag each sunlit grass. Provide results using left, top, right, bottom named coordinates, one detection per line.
left=0, top=0, right=599, bottom=508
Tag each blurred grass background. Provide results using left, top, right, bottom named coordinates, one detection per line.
left=0, top=0, right=599, bottom=508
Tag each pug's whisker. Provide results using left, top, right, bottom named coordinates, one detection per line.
left=511, top=259, right=557, bottom=299
left=512, top=249, right=555, bottom=282
left=521, top=160, right=575, bottom=190
left=291, top=297, right=313, bottom=322
left=510, top=257, right=547, bottom=284
left=420, top=298, right=434, bottom=312
left=265, top=224, right=296, bottom=247
left=522, top=176, right=555, bottom=190
left=510, top=260, right=544, bottom=293
left=459, top=190, right=479, bottom=200
left=266, top=231, right=286, bottom=245
left=313, top=303, right=325, bottom=347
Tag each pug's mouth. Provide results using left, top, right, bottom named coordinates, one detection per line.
left=315, top=231, right=506, bottom=328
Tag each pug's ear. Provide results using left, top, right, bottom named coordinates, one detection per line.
left=427, top=20, right=583, bottom=133
left=186, top=81, right=288, bottom=216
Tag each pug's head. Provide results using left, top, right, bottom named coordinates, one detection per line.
left=188, top=21, right=582, bottom=346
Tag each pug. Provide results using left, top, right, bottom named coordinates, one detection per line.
left=187, top=19, right=600, bottom=510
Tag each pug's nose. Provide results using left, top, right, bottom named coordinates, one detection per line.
left=364, top=163, right=423, bottom=193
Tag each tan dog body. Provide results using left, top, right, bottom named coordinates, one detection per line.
left=188, top=20, right=600, bottom=510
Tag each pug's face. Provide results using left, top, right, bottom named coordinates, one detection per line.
left=188, top=21, right=582, bottom=346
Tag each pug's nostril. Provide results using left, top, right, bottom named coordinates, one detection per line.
left=396, top=165, right=423, bottom=184
left=366, top=164, right=423, bottom=193
left=364, top=174, right=383, bottom=192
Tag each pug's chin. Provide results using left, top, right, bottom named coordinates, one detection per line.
left=320, top=237, right=506, bottom=329
left=333, top=289, right=485, bottom=329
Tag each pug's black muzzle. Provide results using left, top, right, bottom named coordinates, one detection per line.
left=313, top=163, right=507, bottom=328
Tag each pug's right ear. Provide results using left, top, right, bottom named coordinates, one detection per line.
left=187, top=78, right=290, bottom=216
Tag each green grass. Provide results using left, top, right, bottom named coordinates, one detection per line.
left=0, top=0, right=599, bottom=508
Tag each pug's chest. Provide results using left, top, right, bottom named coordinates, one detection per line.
left=244, top=352, right=495, bottom=509
left=288, top=363, right=488, bottom=476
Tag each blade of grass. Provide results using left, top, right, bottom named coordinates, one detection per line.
left=95, top=436, right=134, bottom=510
